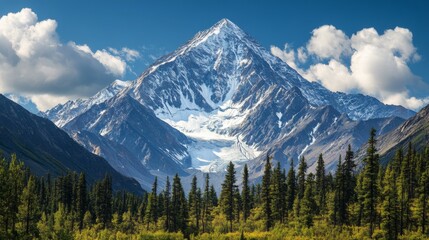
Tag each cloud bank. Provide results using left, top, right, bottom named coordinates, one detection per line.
left=0, top=8, right=140, bottom=111
left=271, top=25, right=429, bottom=110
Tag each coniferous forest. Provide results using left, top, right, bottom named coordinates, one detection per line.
left=1, top=129, right=428, bottom=240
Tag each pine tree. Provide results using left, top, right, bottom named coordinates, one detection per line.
left=17, top=175, right=40, bottom=238
left=381, top=166, right=400, bottom=240
left=315, top=153, right=326, bottom=214
left=297, top=156, right=307, bottom=200
left=362, top=128, right=380, bottom=236
left=270, top=162, right=283, bottom=223
left=242, top=164, right=251, bottom=222
left=416, top=167, right=429, bottom=234
left=7, top=155, right=25, bottom=237
left=220, top=161, right=237, bottom=232
left=202, top=174, right=211, bottom=233
left=286, top=159, right=296, bottom=212
left=145, top=177, right=158, bottom=229
left=164, top=177, right=171, bottom=232
left=332, top=156, right=343, bottom=225
left=261, top=155, right=272, bottom=231
left=398, top=143, right=412, bottom=234
left=188, top=175, right=201, bottom=233
left=342, top=145, right=356, bottom=224
left=172, top=174, right=187, bottom=234
left=300, top=173, right=316, bottom=227
left=76, top=173, right=87, bottom=230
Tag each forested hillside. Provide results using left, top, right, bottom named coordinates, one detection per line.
left=0, top=129, right=428, bottom=239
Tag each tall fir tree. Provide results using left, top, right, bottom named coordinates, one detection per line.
left=315, top=153, right=327, bottom=214
left=188, top=175, right=201, bottom=233
left=242, top=164, right=251, bottom=222
left=297, top=156, right=307, bottom=200
left=342, top=144, right=356, bottom=224
left=332, top=156, right=344, bottom=225
left=17, top=175, right=40, bottom=238
left=261, top=155, right=272, bottom=231
left=300, top=173, right=316, bottom=227
left=164, top=177, right=172, bottom=232
left=362, top=128, right=380, bottom=236
left=220, top=161, right=237, bottom=232
left=286, top=159, right=296, bottom=212
left=381, top=166, right=400, bottom=240
left=76, top=173, right=87, bottom=230
left=171, top=174, right=188, bottom=234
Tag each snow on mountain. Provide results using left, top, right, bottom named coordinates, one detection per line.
left=43, top=19, right=412, bottom=190
left=42, top=80, right=131, bottom=127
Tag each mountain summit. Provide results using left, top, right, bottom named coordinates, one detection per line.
left=45, top=19, right=413, bottom=190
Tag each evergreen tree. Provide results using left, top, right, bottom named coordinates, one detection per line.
left=188, top=175, right=201, bottom=233
left=76, top=173, right=87, bottom=230
left=416, top=167, right=429, bottom=234
left=171, top=174, right=188, bottom=234
left=297, top=156, right=307, bottom=200
left=220, top=161, right=237, bottom=232
left=342, top=145, right=356, bottom=224
left=362, top=128, right=380, bottom=236
left=332, top=156, right=343, bottom=225
left=286, top=159, right=296, bottom=213
left=202, top=174, right=211, bottom=233
left=381, top=166, right=400, bottom=240
left=261, top=155, right=272, bottom=231
left=17, top=175, right=40, bottom=238
left=315, top=153, right=326, bottom=214
left=300, top=173, right=316, bottom=227
left=145, top=177, right=158, bottom=229
left=164, top=177, right=172, bottom=232
left=270, top=162, right=283, bottom=223
left=242, top=164, right=251, bottom=222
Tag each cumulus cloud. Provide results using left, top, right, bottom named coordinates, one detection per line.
left=271, top=25, right=429, bottom=110
left=0, top=8, right=140, bottom=111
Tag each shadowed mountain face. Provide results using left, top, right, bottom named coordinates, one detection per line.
left=0, top=94, right=143, bottom=194
left=43, top=19, right=411, bottom=190
left=356, top=103, right=429, bottom=165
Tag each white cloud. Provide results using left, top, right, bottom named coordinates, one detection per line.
left=271, top=25, right=429, bottom=110
left=0, top=8, right=140, bottom=111
left=306, top=25, right=352, bottom=60
left=270, top=44, right=298, bottom=70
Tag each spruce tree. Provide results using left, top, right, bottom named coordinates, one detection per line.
left=286, top=159, right=296, bottom=212
left=417, top=167, right=429, bottom=234
left=381, top=166, right=400, bottom=240
left=242, top=164, right=251, bottom=222
left=17, top=175, right=40, bottom=238
left=220, top=161, right=237, bottom=232
left=188, top=175, right=201, bottom=232
left=76, top=173, right=87, bottom=230
left=300, top=173, right=316, bottom=227
left=261, top=155, right=272, bottom=231
left=172, top=174, right=187, bottom=234
left=342, top=144, right=356, bottom=224
left=271, top=162, right=283, bottom=223
left=297, top=156, right=307, bottom=200
left=362, top=128, right=380, bottom=236
left=164, top=177, right=172, bottom=232
left=202, top=174, right=211, bottom=233
left=332, top=156, right=343, bottom=225
left=315, top=153, right=326, bottom=214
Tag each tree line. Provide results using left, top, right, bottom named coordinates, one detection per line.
left=0, top=128, right=428, bottom=239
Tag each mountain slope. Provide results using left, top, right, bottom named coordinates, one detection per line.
left=43, top=18, right=413, bottom=189
left=356, top=103, right=429, bottom=164
left=0, top=94, right=143, bottom=194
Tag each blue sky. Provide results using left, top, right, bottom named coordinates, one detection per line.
left=0, top=0, right=428, bottom=111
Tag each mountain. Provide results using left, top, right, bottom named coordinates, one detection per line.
left=0, top=94, right=143, bottom=194
left=42, top=79, right=131, bottom=127
left=43, top=19, right=412, bottom=189
left=356, top=103, right=429, bottom=164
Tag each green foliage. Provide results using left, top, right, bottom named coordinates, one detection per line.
left=0, top=130, right=429, bottom=239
